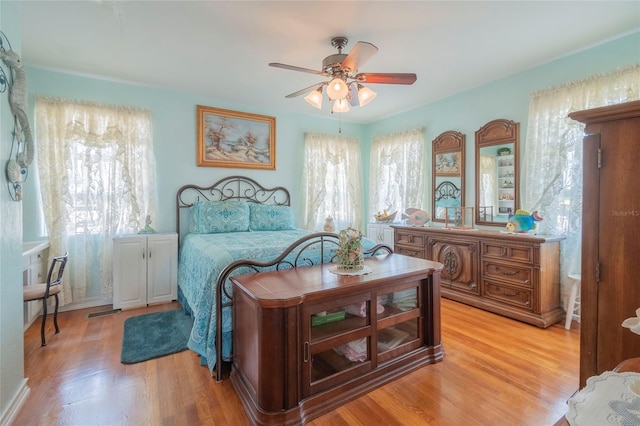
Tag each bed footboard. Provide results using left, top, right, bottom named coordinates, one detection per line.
left=213, top=231, right=392, bottom=382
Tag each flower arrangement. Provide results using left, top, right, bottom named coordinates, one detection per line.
left=335, top=227, right=364, bottom=271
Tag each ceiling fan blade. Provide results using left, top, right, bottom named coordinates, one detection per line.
left=269, top=62, right=326, bottom=76
left=341, top=41, right=378, bottom=74
left=285, top=82, right=325, bottom=98
left=355, top=73, right=417, bottom=85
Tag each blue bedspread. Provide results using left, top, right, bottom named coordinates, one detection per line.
left=178, top=229, right=315, bottom=373
left=178, top=229, right=378, bottom=375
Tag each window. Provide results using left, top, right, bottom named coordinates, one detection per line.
left=369, top=129, right=425, bottom=219
left=301, top=133, right=364, bottom=231
left=523, top=64, right=639, bottom=310
left=35, top=97, right=156, bottom=305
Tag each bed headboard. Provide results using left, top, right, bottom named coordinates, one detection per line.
left=176, top=175, right=291, bottom=241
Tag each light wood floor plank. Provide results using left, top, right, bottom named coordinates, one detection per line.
left=14, top=298, right=578, bottom=425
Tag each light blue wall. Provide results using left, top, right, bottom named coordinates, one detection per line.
left=2, top=8, right=638, bottom=420
left=0, top=1, right=27, bottom=421
left=21, top=69, right=368, bottom=240
left=365, top=31, right=640, bottom=216
left=19, top=31, right=639, bottom=305
left=23, top=32, right=639, bottom=240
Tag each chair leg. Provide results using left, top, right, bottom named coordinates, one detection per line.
left=53, top=294, right=60, bottom=334
left=41, top=297, right=48, bottom=347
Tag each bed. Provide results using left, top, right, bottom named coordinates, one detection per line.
left=175, top=176, right=386, bottom=381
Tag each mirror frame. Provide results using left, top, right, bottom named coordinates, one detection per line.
left=474, top=119, right=520, bottom=226
left=432, top=130, right=465, bottom=223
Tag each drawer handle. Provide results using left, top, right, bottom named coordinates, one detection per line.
left=469, top=283, right=477, bottom=289
left=499, top=268, right=518, bottom=276
left=503, top=290, right=519, bottom=296
left=304, top=341, right=310, bottom=363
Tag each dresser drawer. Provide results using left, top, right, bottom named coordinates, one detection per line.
left=481, top=241, right=534, bottom=264
left=483, top=281, right=532, bottom=311
left=482, top=260, right=532, bottom=287
left=394, top=230, right=425, bottom=249
left=395, top=245, right=425, bottom=259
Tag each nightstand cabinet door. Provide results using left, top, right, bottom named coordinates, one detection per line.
left=113, top=233, right=177, bottom=309
left=367, top=223, right=395, bottom=249
left=146, top=234, right=178, bottom=304
left=113, top=236, right=147, bottom=309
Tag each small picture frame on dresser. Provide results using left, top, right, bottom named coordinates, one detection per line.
left=445, top=206, right=475, bottom=230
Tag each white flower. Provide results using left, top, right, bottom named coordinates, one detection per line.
left=622, top=307, right=640, bottom=336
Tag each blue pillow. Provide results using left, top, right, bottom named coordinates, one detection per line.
left=249, top=204, right=296, bottom=231
left=190, top=200, right=250, bottom=233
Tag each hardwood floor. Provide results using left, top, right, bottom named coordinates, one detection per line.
left=14, top=299, right=579, bottom=425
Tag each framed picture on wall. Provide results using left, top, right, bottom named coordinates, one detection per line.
left=434, top=151, right=461, bottom=176
left=196, top=105, right=276, bottom=169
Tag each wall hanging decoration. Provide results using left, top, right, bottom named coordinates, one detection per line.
left=196, top=105, right=276, bottom=170
left=0, top=31, right=33, bottom=201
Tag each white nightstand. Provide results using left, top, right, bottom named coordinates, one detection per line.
left=112, top=233, right=178, bottom=310
left=367, top=222, right=395, bottom=249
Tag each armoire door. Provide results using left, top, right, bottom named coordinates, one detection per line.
left=577, top=100, right=640, bottom=386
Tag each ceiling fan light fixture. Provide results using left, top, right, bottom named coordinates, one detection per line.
left=332, top=98, right=350, bottom=113
left=357, top=84, right=377, bottom=106
left=358, top=84, right=378, bottom=106
left=326, top=77, right=349, bottom=100
left=304, top=88, right=323, bottom=109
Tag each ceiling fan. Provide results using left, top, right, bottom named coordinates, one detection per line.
left=269, top=37, right=417, bottom=112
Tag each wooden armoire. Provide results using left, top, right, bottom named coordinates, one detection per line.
left=569, top=100, right=640, bottom=387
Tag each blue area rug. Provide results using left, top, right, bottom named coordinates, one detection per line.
left=121, top=309, right=193, bottom=364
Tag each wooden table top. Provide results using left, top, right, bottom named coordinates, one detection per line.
left=230, top=253, right=443, bottom=308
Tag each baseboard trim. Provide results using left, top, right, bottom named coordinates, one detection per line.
left=0, top=378, right=30, bottom=426
left=55, top=297, right=113, bottom=313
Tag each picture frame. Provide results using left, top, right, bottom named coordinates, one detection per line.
left=434, top=150, right=461, bottom=176
left=196, top=105, right=276, bottom=169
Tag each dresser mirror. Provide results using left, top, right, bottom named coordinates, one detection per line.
left=474, top=119, right=520, bottom=226
left=432, top=131, right=465, bottom=223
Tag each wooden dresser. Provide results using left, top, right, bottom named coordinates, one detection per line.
left=230, top=254, right=443, bottom=425
left=392, top=226, right=564, bottom=328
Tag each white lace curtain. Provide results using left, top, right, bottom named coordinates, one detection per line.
left=369, top=129, right=425, bottom=218
left=35, top=97, right=157, bottom=306
left=301, top=133, right=364, bottom=231
left=522, top=64, right=640, bottom=312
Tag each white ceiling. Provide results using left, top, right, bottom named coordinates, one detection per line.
left=18, top=1, right=640, bottom=124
